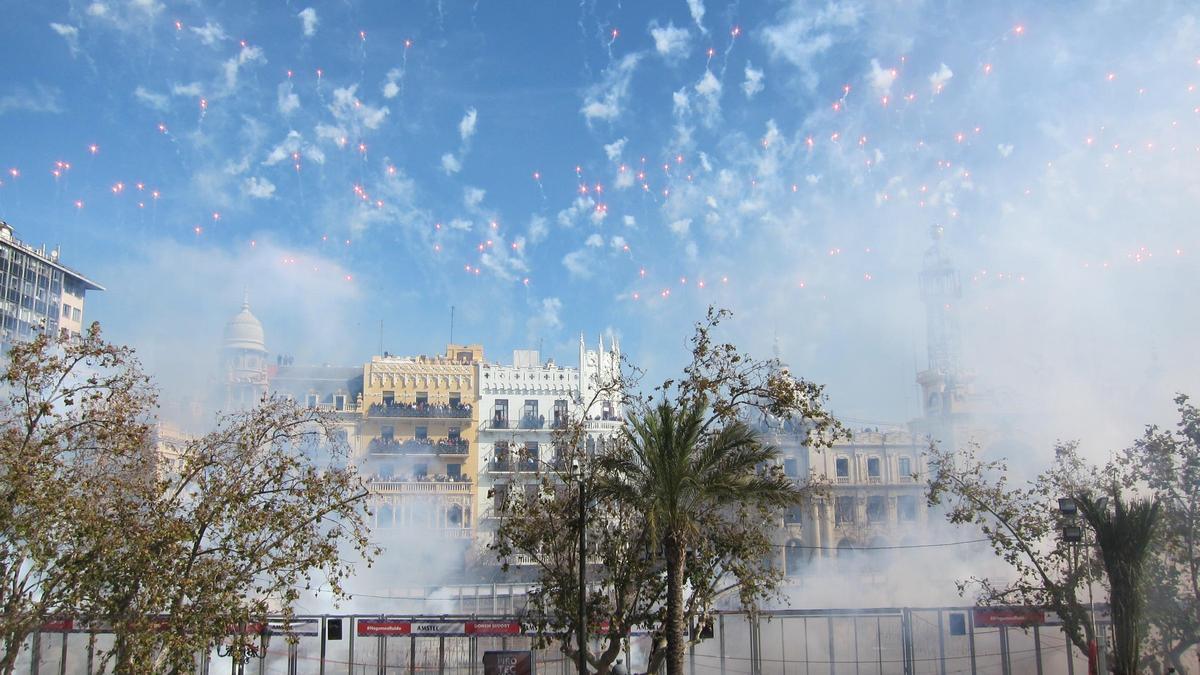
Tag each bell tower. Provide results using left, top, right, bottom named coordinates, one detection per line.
left=914, top=225, right=976, bottom=447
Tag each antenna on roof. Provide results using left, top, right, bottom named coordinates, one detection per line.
left=379, top=319, right=383, bottom=357
left=449, top=305, right=455, bottom=345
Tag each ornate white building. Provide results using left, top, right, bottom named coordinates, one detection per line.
left=474, top=335, right=622, bottom=563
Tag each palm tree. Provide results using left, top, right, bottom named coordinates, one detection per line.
left=596, top=398, right=802, bottom=675
left=1075, top=492, right=1161, bottom=675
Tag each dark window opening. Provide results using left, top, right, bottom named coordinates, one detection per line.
left=836, top=457, right=850, bottom=479
left=784, top=458, right=798, bottom=477
left=835, top=496, right=855, bottom=523
left=867, top=496, right=886, bottom=522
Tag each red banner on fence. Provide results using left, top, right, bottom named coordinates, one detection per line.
left=41, top=619, right=74, bottom=633
left=356, top=620, right=412, bottom=637
left=973, top=607, right=1045, bottom=627
left=467, top=621, right=522, bottom=636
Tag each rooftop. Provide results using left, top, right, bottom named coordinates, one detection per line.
left=0, top=221, right=105, bottom=291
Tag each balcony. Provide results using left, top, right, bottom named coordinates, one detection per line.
left=488, top=458, right=544, bottom=473
left=490, top=418, right=510, bottom=429
left=584, top=416, right=623, bottom=432
left=836, top=475, right=851, bottom=484
left=867, top=476, right=882, bottom=484
left=312, top=402, right=362, bottom=414
left=368, top=437, right=469, bottom=455
left=367, top=478, right=473, bottom=495
left=368, top=402, right=472, bottom=419
left=519, top=416, right=546, bottom=430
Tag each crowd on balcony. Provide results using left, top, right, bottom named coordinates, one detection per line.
left=492, top=415, right=552, bottom=429
left=364, top=472, right=471, bottom=484
left=368, top=401, right=472, bottom=418
left=489, top=458, right=544, bottom=472
left=368, top=436, right=469, bottom=454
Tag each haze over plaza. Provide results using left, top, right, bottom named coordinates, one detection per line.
left=2, top=1, right=1198, bottom=461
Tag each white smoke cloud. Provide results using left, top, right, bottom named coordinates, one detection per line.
left=581, top=53, right=641, bottom=124
left=929, top=63, right=953, bottom=93
left=742, top=62, right=765, bottom=98
left=458, top=107, right=478, bottom=141
left=649, top=21, right=691, bottom=59
left=686, top=0, right=707, bottom=34
left=242, top=176, right=276, bottom=199
left=298, top=8, right=318, bottom=37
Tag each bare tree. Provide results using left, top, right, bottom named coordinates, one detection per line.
left=0, top=325, right=377, bottom=674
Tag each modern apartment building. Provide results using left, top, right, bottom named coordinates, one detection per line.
left=0, top=221, right=103, bottom=346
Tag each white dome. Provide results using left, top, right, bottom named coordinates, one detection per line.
left=223, top=300, right=266, bottom=352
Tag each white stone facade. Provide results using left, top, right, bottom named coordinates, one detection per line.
left=768, top=423, right=931, bottom=579
left=473, top=337, right=622, bottom=563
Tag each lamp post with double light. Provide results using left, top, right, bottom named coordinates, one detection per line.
left=573, top=457, right=588, bottom=675
left=1058, top=496, right=1107, bottom=675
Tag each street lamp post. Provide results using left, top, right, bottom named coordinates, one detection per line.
left=1058, top=496, right=1107, bottom=675
left=574, top=458, right=588, bottom=675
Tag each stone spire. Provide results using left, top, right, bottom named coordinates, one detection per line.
left=919, top=224, right=962, bottom=376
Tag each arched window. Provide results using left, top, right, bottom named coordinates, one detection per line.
left=836, top=538, right=856, bottom=561
left=785, top=540, right=809, bottom=576
left=411, top=502, right=431, bottom=528
left=447, top=504, right=463, bottom=527
left=927, top=392, right=941, bottom=412
left=865, top=537, right=889, bottom=571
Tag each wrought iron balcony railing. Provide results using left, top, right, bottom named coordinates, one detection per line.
left=368, top=437, right=469, bottom=455
left=368, top=403, right=473, bottom=419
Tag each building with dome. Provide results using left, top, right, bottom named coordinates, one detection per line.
left=221, top=298, right=269, bottom=409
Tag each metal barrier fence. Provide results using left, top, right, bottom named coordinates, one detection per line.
left=15, top=608, right=1098, bottom=675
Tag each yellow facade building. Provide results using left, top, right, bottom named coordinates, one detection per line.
left=357, top=345, right=483, bottom=538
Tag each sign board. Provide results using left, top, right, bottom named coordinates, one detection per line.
left=974, top=605, right=1113, bottom=628
left=357, top=620, right=412, bottom=637
left=483, top=650, right=533, bottom=675
left=1044, top=605, right=1113, bottom=626
left=356, top=620, right=521, bottom=637
left=468, top=621, right=522, bottom=636
left=412, top=621, right=467, bottom=636
left=973, top=607, right=1045, bottom=627
left=266, top=618, right=319, bottom=637
left=40, top=619, right=74, bottom=633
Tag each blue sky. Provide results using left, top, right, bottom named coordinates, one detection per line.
left=2, top=0, right=1198, bottom=450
